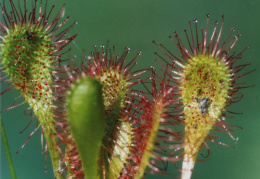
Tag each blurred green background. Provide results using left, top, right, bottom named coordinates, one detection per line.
left=1, top=0, right=259, bottom=178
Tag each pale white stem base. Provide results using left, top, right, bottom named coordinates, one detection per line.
left=181, top=154, right=195, bottom=179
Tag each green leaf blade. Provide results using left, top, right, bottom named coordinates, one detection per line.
left=67, top=77, right=105, bottom=179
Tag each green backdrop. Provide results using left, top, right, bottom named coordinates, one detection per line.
left=1, top=0, right=260, bottom=178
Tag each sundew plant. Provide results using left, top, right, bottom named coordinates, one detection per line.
left=0, top=0, right=256, bottom=179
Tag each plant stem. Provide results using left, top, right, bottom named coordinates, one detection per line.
left=43, top=126, right=62, bottom=179
left=0, top=115, right=17, bottom=179
left=181, top=153, right=195, bottom=179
